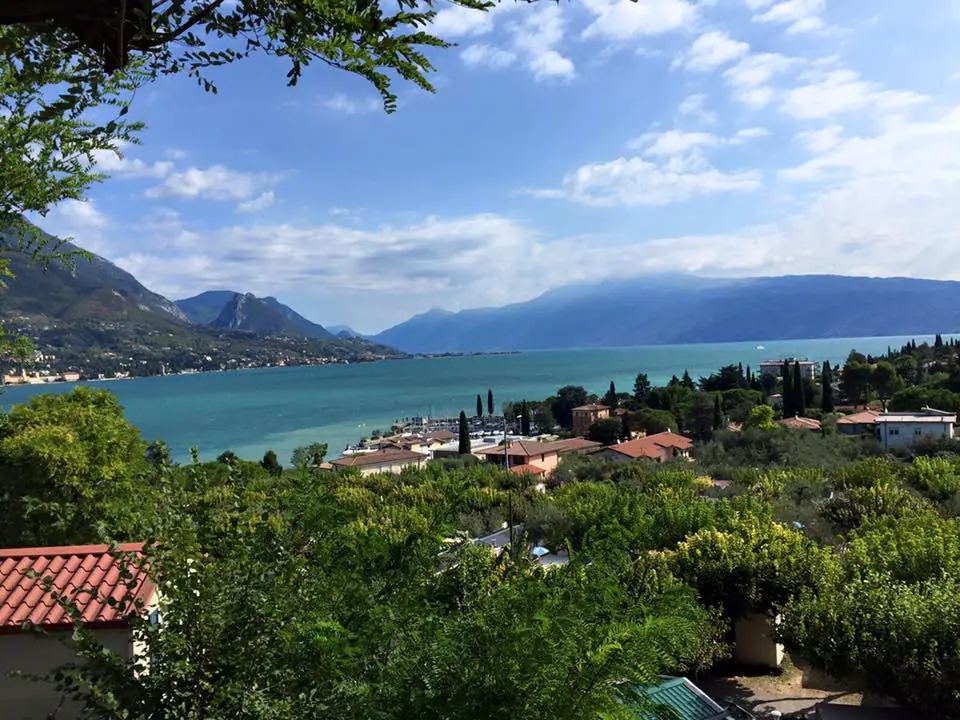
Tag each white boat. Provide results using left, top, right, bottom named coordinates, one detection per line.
left=755, top=345, right=765, bottom=350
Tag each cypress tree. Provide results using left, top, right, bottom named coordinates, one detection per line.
left=521, top=400, right=532, bottom=436
left=936, top=333, right=944, bottom=348
left=821, top=361, right=835, bottom=414
left=603, top=380, right=618, bottom=409
left=781, top=360, right=793, bottom=416
left=458, top=411, right=470, bottom=455
left=261, top=450, right=282, bottom=477
left=487, top=389, right=494, bottom=416
left=746, top=365, right=752, bottom=386
left=681, top=370, right=694, bottom=389
left=621, top=412, right=632, bottom=441
left=793, top=361, right=806, bottom=416
left=738, top=362, right=745, bottom=387
left=476, top=394, right=483, bottom=418
left=712, top=395, right=724, bottom=430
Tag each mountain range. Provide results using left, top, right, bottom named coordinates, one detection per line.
left=370, top=274, right=960, bottom=353
left=175, top=291, right=334, bottom=339
left=0, top=227, right=401, bottom=374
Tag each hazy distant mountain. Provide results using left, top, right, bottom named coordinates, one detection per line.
left=176, top=292, right=333, bottom=339
left=372, top=275, right=960, bottom=353
left=326, top=324, right=370, bottom=340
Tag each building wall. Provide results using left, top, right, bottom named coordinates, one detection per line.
left=0, top=628, right=132, bottom=720
left=837, top=422, right=875, bottom=436
left=526, top=452, right=560, bottom=475
left=878, top=421, right=954, bottom=449
left=733, top=614, right=784, bottom=669
left=572, top=409, right=608, bottom=436
left=357, top=459, right=423, bottom=476
left=759, top=362, right=817, bottom=380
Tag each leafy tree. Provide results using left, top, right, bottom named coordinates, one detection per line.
left=458, top=411, right=470, bottom=455
left=665, top=515, right=839, bottom=620
left=712, top=395, right=724, bottom=431
left=551, top=386, right=589, bottom=429
left=633, top=408, right=678, bottom=435
left=487, top=389, right=494, bottom=417
left=145, top=440, right=171, bottom=468
left=699, top=365, right=743, bottom=393
left=840, top=361, right=873, bottom=407
left=476, top=394, right=483, bottom=419
left=520, top=400, right=532, bottom=436
left=781, top=577, right=960, bottom=718
left=587, top=418, right=622, bottom=446
left=744, top=404, right=778, bottom=431
left=0, top=387, right=149, bottom=546
left=261, top=449, right=283, bottom=477
left=290, top=442, right=328, bottom=469
left=872, top=360, right=904, bottom=410
left=781, top=360, right=794, bottom=417
left=603, top=380, right=618, bottom=410
left=821, top=361, right=835, bottom=414
left=793, top=361, right=806, bottom=416
left=217, top=450, right=238, bottom=464
left=681, top=370, right=695, bottom=390
left=889, top=386, right=960, bottom=413
left=632, top=373, right=651, bottom=404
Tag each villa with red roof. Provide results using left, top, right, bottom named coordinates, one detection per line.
left=597, top=431, right=694, bottom=463
left=0, top=543, right=157, bottom=719
left=475, top=438, right=602, bottom=476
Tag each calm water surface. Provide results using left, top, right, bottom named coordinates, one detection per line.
left=1, top=336, right=936, bottom=463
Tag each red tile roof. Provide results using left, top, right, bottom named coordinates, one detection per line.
left=781, top=415, right=822, bottom=431
left=475, top=438, right=601, bottom=457
left=836, top=410, right=881, bottom=425
left=0, top=543, right=155, bottom=630
left=331, top=448, right=427, bottom=467
left=509, top=464, right=547, bottom=477
left=572, top=404, right=609, bottom=412
left=605, top=431, right=694, bottom=460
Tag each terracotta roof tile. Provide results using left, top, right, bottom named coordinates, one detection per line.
left=836, top=410, right=881, bottom=425
left=475, top=438, right=601, bottom=457
left=0, top=543, right=155, bottom=629
left=509, top=464, right=547, bottom=476
left=572, top=404, right=609, bottom=412
left=605, top=431, right=694, bottom=460
left=781, top=416, right=822, bottom=431
left=331, top=448, right=427, bottom=467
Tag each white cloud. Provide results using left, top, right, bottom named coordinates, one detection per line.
left=677, top=93, right=718, bottom=125
left=735, top=127, right=770, bottom=140
left=628, top=129, right=721, bottom=154
left=40, top=200, right=111, bottom=254
left=795, top=125, right=844, bottom=152
left=581, top=0, right=698, bottom=41
left=752, top=0, right=826, bottom=34
left=724, top=53, right=802, bottom=108
left=322, top=94, right=380, bottom=114
left=780, top=68, right=926, bottom=119
left=236, top=191, right=276, bottom=213
left=678, top=31, right=749, bottom=72
left=430, top=4, right=495, bottom=37
left=146, top=165, right=280, bottom=202
left=508, top=6, right=575, bottom=81
left=92, top=146, right=173, bottom=179
left=461, top=44, right=516, bottom=70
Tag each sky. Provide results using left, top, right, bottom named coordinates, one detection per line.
left=38, top=0, right=960, bottom=333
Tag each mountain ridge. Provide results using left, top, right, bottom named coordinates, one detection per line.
left=176, top=291, right=334, bottom=339
left=372, top=274, right=960, bottom=353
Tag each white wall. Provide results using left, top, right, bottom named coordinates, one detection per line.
left=879, top=421, right=954, bottom=449
left=0, top=628, right=132, bottom=720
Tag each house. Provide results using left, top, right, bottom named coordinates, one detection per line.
left=330, top=448, right=428, bottom=475
left=759, top=358, right=817, bottom=381
left=836, top=409, right=881, bottom=436
left=781, top=415, right=822, bottom=432
left=598, top=431, right=694, bottom=463
left=571, top=403, right=610, bottom=435
left=637, top=676, right=747, bottom=719
left=0, top=543, right=157, bottom=720
left=475, top=438, right=602, bottom=476
left=875, top=406, right=957, bottom=450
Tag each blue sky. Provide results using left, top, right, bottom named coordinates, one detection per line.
left=42, top=0, right=960, bottom=333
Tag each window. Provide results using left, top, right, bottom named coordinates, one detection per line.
left=915, top=429, right=923, bottom=435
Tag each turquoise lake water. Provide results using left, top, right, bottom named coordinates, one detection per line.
left=0, top=336, right=936, bottom=463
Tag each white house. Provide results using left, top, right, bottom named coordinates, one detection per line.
left=875, top=407, right=957, bottom=450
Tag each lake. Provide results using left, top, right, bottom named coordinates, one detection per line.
left=0, top=336, right=933, bottom=463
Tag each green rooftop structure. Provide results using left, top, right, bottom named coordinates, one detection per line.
left=638, top=677, right=750, bottom=720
